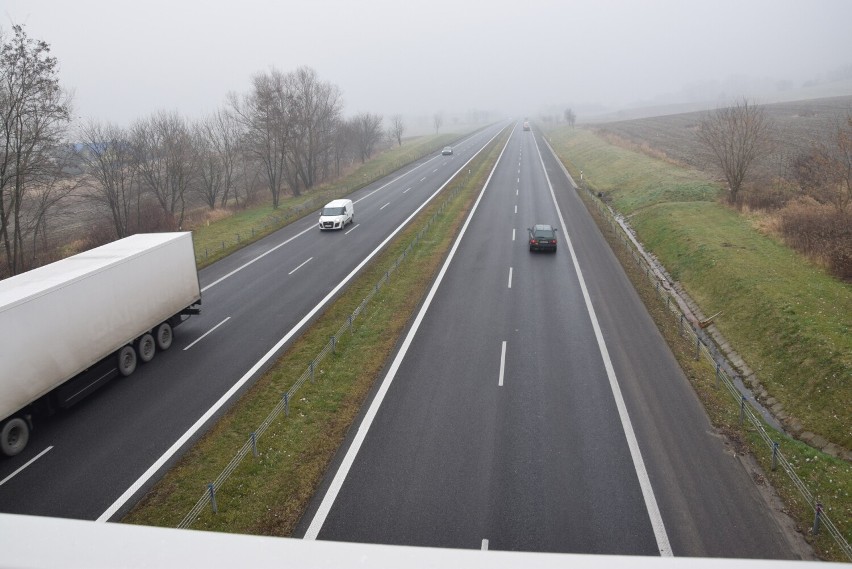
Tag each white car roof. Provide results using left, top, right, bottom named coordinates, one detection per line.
left=325, top=199, right=351, bottom=207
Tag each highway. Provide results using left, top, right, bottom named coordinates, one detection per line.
left=0, top=123, right=507, bottom=521
left=296, top=125, right=802, bottom=558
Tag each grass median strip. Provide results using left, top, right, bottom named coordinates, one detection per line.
left=122, top=129, right=508, bottom=535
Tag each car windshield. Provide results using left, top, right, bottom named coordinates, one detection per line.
left=322, top=207, right=345, bottom=216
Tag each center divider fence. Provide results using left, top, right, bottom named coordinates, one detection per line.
left=555, top=143, right=852, bottom=561
left=177, top=176, right=467, bottom=530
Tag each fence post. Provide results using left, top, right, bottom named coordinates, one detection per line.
left=813, top=503, right=823, bottom=535
left=739, top=396, right=746, bottom=424
left=715, top=362, right=720, bottom=389
left=208, top=483, right=218, bottom=514
left=331, top=335, right=336, bottom=353
left=310, top=361, right=314, bottom=382
left=283, top=393, right=289, bottom=417
left=771, top=441, right=779, bottom=471
left=251, top=432, right=259, bottom=457
left=679, top=314, right=684, bottom=336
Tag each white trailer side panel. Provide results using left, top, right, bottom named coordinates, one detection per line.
left=0, top=233, right=201, bottom=421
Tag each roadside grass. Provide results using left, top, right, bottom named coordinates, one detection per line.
left=547, top=126, right=851, bottom=561
left=190, top=132, right=463, bottom=268
left=544, top=128, right=720, bottom=213
left=122, top=129, right=507, bottom=534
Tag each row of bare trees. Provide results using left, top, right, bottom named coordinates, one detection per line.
left=1, top=25, right=394, bottom=277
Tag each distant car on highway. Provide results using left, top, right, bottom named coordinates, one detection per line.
left=441, top=146, right=453, bottom=155
left=528, top=224, right=557, bottom=252
left=523, top=121, right=530, bottom=131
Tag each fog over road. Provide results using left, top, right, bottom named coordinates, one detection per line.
left=298, top=124, right=801, bottom=558
left=0, top=125, right=506, bottom=522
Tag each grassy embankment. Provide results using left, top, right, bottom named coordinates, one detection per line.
left=544, top=126, right=851, bottom=560
left=123, top=128, right=508, bottom=534
left=190, top=132, right=462, bottom=268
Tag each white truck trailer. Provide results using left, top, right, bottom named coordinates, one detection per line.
left=0, top=232, right=202, bottom=456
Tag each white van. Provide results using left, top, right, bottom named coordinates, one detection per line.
left=318, top=199, right=354, bottom=230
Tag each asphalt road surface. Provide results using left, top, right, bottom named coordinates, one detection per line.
left=296, top=124, right=803, bottom=559
left=0, top=124, right=507, bottom=522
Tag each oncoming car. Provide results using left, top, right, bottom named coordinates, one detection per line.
left=441, top=146, right=453, bottom=155
left=527, top=224, right=557, bottom=252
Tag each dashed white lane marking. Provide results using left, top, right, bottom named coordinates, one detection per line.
left=0, top=446, right=53, bottom=487
left=288, top=257, right=313, bottom=275
left=184, top=317, right=231, bottom=351
left=345, top=224, right=360, bottom=235
left=481, top=539, right=489, bottom=551
left=499, top=341, right=507, bottom=387
left=508, top=267, right=513, bottom=289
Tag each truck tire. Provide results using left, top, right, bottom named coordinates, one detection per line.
left=137, top=333, right=156, bottom=363
left=155, top=322, right=173, bottom=351
left=117, top=345, right=137, bottom=377
left=1, top=417, right=29, bottom=457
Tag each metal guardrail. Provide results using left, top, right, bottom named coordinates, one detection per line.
left=576, top=181, right=852, bottom=562
left=177, top=182, right=465, bottom=530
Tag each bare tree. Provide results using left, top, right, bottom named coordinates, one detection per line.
left=331, top=118, right=354, bottom=177
left=77, top=120, right=137, bottom=238
left=792, top=112, right=852, bottom=213
left=284, top=67, right=342, bottom=193
left=696, top=98, right=772, bottom=205
left=131, top=110, right=195, bottom=228
left=192, top=108, right=242, bottom=210
left=389, top=114, right=405, bottom=146
left=433, top=112, right=444, bottom=134
left=352, top=113, right=384, bottom=163
left=0, top=25, right=74, bottom=275
left=564, top=108, right=576, bottom=128
left=231, top=70, right=291, bottom=207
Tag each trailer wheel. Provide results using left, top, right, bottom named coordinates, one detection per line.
left=1, top=417, right=29, bottom=457
left=137, top=333, right=156, bottom=363
left=117, top=345, right=137, bottom=376
left=155, top=322, right=173, bottom=351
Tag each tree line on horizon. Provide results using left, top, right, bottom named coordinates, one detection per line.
left=0, top=25, right=406, bottom=278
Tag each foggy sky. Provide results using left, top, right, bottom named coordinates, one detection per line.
left=4, top=0, right=852, bottom=128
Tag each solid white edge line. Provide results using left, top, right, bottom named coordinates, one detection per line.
left=183, top=317, right=231, bottom=351
left=532, top=132, right=673, bottom=557
left=498, top=341, right=507, bottom=387
left=303, top=125, right=516, bottom=540
left=96, top=125, right=510, bottom=524
left=288, top=257, right=313, bottom=275
left=0, top=446, right=53, bottom=487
